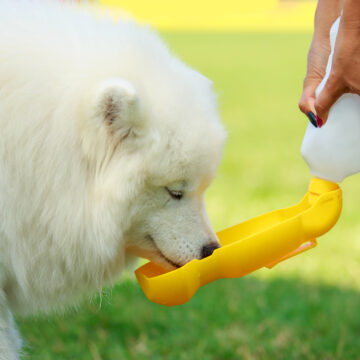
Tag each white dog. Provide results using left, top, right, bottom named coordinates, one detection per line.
left=0, top=1, right=226, bottom=357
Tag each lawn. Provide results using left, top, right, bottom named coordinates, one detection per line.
left=19, top=32, right=360, bottom=359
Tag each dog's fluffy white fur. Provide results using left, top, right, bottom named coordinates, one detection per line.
left=0, top=1, right=226, bottom=357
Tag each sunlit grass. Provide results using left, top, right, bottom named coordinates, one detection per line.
left=19, top=32, right=360, bottom=359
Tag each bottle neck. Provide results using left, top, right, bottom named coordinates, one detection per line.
left=308, top=177, right=339, bottom=205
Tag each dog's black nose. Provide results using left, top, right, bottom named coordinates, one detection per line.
left=201, top=243, right=220, bottom=259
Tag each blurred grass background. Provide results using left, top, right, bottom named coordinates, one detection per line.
left=19, top=1, right=360, bottom=359
left=98, top=0, right=317, bottom=31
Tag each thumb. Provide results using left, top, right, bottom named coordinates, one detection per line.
left=315, top=75, right=346, bottom=123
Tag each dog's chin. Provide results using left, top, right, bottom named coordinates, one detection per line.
left=144, top=235, right=182, bottom=269
left=138, top=247, right=182, bottom=270
left=147, top=252, right=180, bottom=270
left=126, top=244, right=181, bottom=270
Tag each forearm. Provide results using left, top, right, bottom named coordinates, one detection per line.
left=299, top=0, right=344, bottom=117
left=313, top=0, right=343, bottom=42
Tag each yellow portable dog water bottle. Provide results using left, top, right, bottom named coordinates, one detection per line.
left=135, top=17, right=357, bottom=306
left=135, top=179, right=342, bottom=306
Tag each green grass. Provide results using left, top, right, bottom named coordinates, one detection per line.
left=19, top=32, right=360, bottom=359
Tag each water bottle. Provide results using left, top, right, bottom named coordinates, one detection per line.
left=301, top=17, right=360, bottom=183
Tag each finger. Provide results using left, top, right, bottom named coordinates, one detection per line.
left=315, top=75, right=347, bottom=123
left=299, top=75, right=323, bottom=115
left=299, top=93, right=318, bottom=127
left=299, top=90, right=316, bottom=115
left=299, top=82, right=319, bottom=128
left=299, top=90, right=317, bottom=127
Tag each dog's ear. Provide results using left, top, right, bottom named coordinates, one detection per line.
left=92, top=78, right=141, bottom=140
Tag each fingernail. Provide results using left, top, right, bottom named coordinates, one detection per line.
left=307, top=112, right=318, bottom=128
left=316, top=115, right=323, bottom=128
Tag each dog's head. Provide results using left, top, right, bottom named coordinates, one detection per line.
left=81, top=61, right=226, bottom=269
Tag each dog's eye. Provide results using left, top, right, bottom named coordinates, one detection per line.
left=165, top=187, right=183, bottom=200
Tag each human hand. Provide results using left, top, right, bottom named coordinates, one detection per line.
left=299, top=38, right=331, bottom=127
left=315, top=0, right=360, bottom=124
left=299, top=0, right=342, bottom=127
